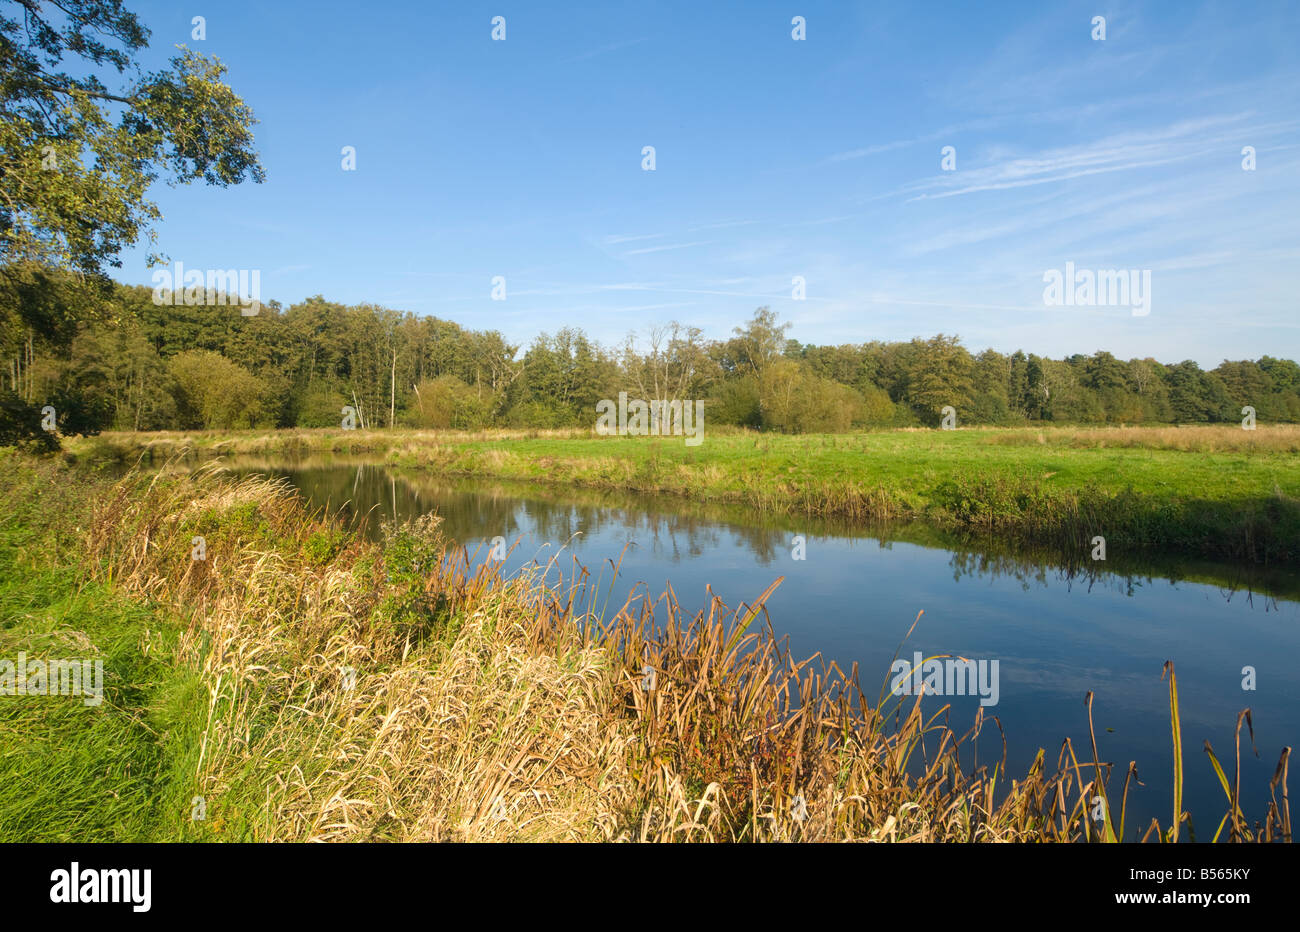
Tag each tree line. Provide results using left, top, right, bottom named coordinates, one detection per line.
left=3, top=5, right=1295, bottom=443
left=2, top=266, right=1297, bottom=442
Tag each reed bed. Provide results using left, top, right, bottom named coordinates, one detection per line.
left=80, top=465, right=1291, bottom=842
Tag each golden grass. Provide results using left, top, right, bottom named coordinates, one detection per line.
left=75, top=427, right=596, bottom=463
left=78, top=422, right=1300, bottom=463
left=983, top=423, right=1300, bottom=453
left=82, top=465, right=1293, bottom=842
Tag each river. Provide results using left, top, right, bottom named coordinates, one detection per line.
left=225, top=454, right=1299, bottom=836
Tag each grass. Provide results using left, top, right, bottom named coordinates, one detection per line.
left=0, top=455, right=198, bottom=840
left=73, top=424, right=1300, bottom=564
left=0, top=451, right=1291, bottom=842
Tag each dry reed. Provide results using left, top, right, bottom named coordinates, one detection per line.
left=82, top=465, right=1292, bottom=842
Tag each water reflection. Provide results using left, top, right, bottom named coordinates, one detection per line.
left=225, top=454, right=1297, bottom=605
left=222, top=454, right=1300, bottom=834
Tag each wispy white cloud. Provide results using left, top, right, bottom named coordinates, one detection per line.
left=823, top=118, right=1005, bottom=164
left=900, top=115, right=1276, bottom=202
left=687, top=219, right=759, bottom=232
left=623, top=240, right=712, bottom=256
left=603, top=232, right=664, bottom=245
left=562, top=36, right=650, bottom=64
left=795, top=215, right=854, bottom=226
left=597, top=282, right=667, bottom=291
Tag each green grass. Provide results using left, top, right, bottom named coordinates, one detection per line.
left=0, top=453, right=202, bottom=841
left=72, top=425, right=1300, bottom=563
left=406, top=430, right=1300, bottom=562
left=392, top=429, right=1292, bottom=498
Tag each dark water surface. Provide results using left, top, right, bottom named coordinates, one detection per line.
left=227, top=455, right=1299, bottom=836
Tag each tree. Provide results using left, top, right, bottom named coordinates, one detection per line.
left=729, top=307, right=790, bottom=380
left=169, top=349, right=266, bottom=429
left=1213, top=360, right=1272, bottom=412
left=760, top=358, right=863, bottom=433
left=620, top=321, right=716, bottom=407
left=1, top=0, right=264, bottom=274
left=7, top=269, right=1300, bottom=435
left=513, top=328, right=616, bottom=426
left=708, top=375, right=762, bottom=428
left=1040, top=357, right=1103, bottom=422
left=1083, top=351, right=1127, bottom=392
left=971, top=348, right=1012, bottom=424
left=1024, top=354, right=1046, bottom=419
left=408, top=375, right=490, bottom=429
left=1259, top=356, right=1300, bottom=394
left=904, top=334, right=975, bottom=424
left=1164, top=360, right=1232, bottom=423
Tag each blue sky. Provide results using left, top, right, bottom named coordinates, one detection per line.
left=118, top=0, right=1300, bottom=366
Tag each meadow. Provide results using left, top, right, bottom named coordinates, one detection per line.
left=1, top=452, right=1290, bottom=842
left=73, top=424, right=1300, bottom=563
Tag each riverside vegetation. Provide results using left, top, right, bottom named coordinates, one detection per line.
left=2, top=0, right=1293, bottom=845
left=73, top=422, right=1300, bottom=564
left=0, top=452, right=1291, bottom=842
left=8, top=281, right=1300, bottom=445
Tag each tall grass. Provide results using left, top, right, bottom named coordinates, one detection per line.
left=984, top=424, right=1300, bottom=454
left=61, top=461, right=1291, bottom=842
left=0, top=454, right=195, bottom=841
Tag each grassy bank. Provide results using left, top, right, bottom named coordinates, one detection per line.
left=74, top=424, right=1300, bottom=564
left=0, top=453, right=1291, bottom=841
left=0, top=458, right=197, bottom=840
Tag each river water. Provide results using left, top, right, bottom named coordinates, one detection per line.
left=226, top=455, right=1299, bottom=836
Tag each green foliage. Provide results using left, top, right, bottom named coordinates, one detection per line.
left=0, top=1, right=264, bottom=274
left=906, top=334, right=976, bottom=424
left=513, top=328, right=619, bottom=426
left=178, top=499, right=269, bottom=559
left=408, top=375, right=493, bottom=429
left=377, top=514, right=456, bottom=641
left=169, top=349, right=268, bottom=429
left=301, top=528, right=345, bottom=566
left=295, top=380, right=346, bottom=429
left=380, top=513, right=443, bottom=585
left=2, top=269, right=1298, bottom=438
left=708, top=375, right=762, bottom=428
left=0, top=390, right=58, bottom=451
left=0, top=0, right=263, bottom=443
left=857, top=383, right=898, bottom=425
left=760, top=359, right=863, bottom=433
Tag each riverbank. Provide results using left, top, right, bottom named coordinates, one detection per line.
left=0, top=452, right=1290, bottom=842
left=72, top=425, right=1300, bottom=564
left=214, top=455, right=1300, bottom=601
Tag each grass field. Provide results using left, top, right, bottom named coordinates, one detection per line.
left=2, top=452, right=1290, bottom=842
left=73, top=424, right=1300, bottom=563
